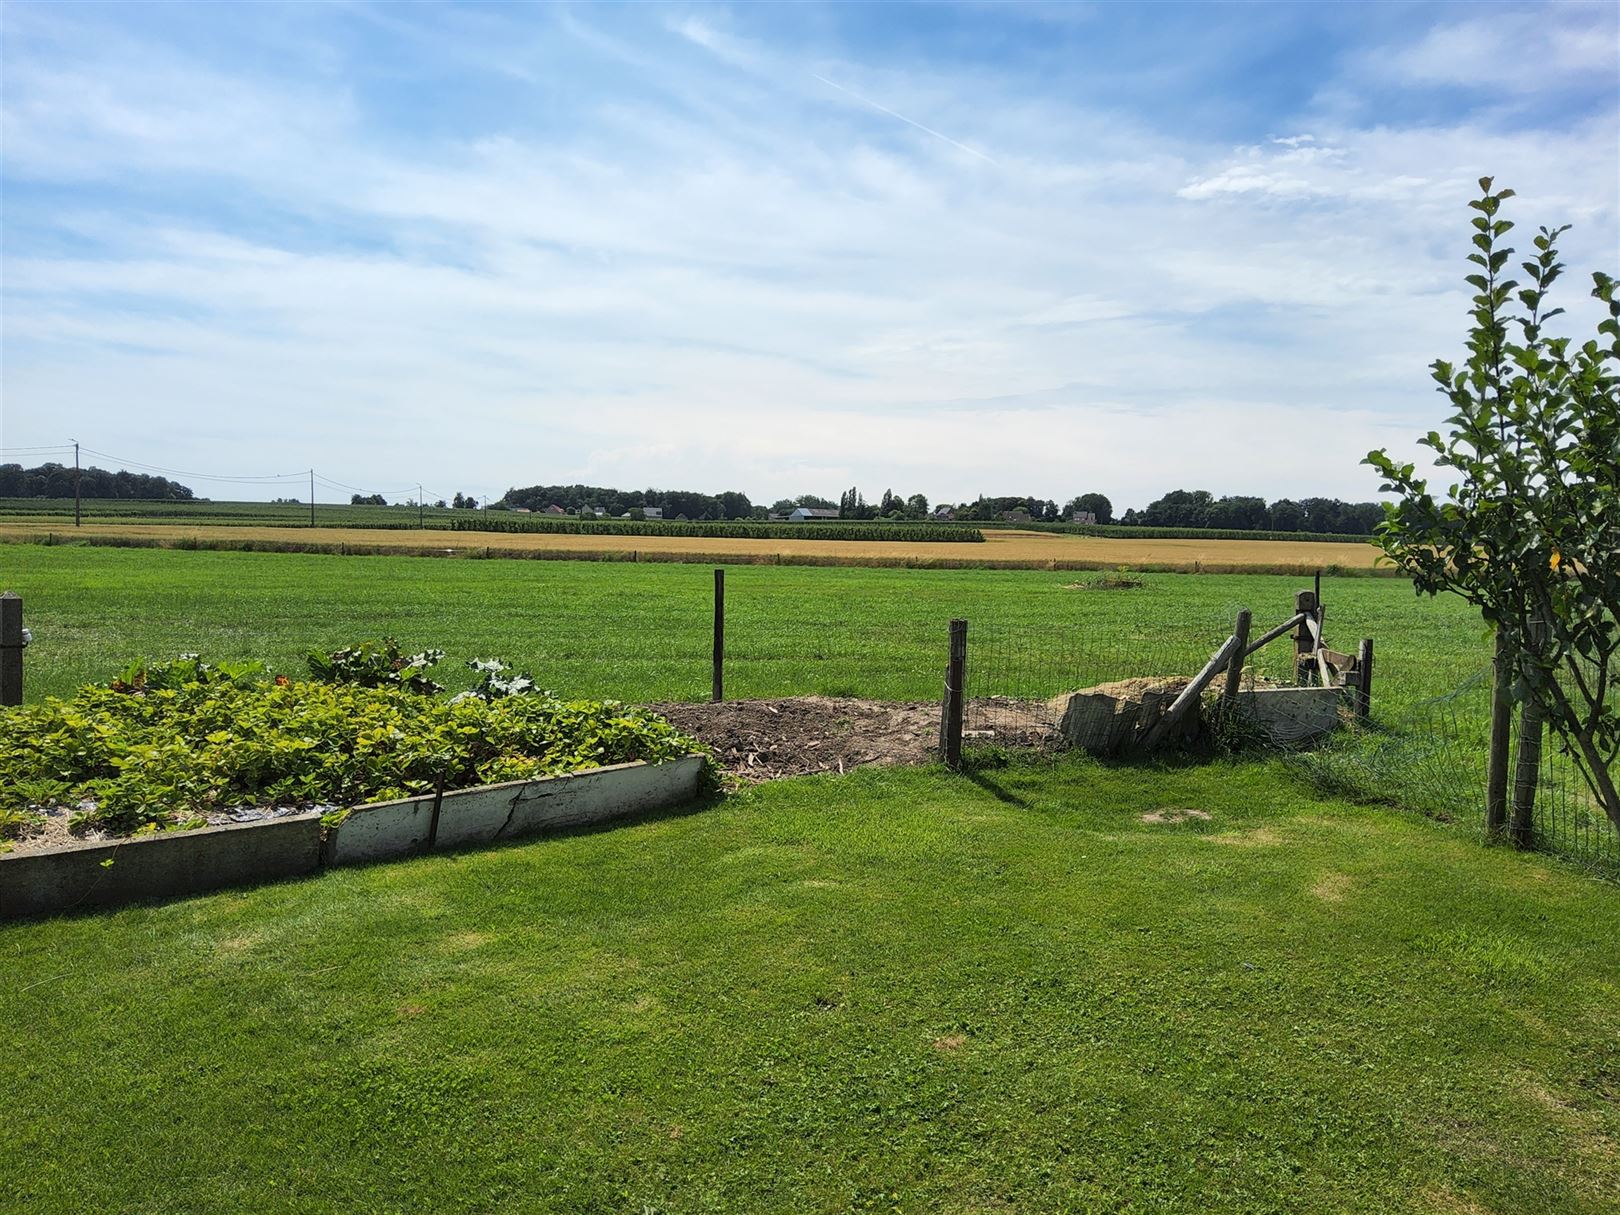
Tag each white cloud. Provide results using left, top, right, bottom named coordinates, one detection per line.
left=1366, top=8, right=1619, bottom=93
left=1, top=6, right=1615, bottom=508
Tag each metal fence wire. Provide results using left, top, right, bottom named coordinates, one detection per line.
left=957, top=609, right=1618, bottom=876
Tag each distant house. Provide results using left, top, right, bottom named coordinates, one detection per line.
left=766, top=513, right=786, bottom=522
left=998, top=509, right=1033, bottom=524
left=642, top=506, right=664, bottom=521
left=544, top=504, right=567, bottom=515
left=788, top=507, right=841, bottom=523
left=932, top=506, right=956, bottom=522
left=511, top=507, right=532, bottom=514
left=590, top=507, right=606, bottom=517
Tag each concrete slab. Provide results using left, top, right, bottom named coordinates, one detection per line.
left=321, top=794, right=434, bottom=866
left=1, top=813, right=322, bottom=919
left=1230, top=686, right=1346, bottom=747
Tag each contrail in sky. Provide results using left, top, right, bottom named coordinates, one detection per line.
left=811, top=72, right=997, bottom=165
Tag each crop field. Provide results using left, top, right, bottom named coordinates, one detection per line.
left=4, top=545, right=1464, bottom=707
left=0, top=518, right=1388, bottom=572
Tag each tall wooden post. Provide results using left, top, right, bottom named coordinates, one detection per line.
left=1485, top=630, right=1513, bottom=838
left=1353, top=638, right=1374, bottom=721
left=942, top=618, right=967, bottom=769
left=1293, top=589, right=1317, bottom=685
left=0, top=592, right=23, bottom=707
left=1220, top=609, right=1252, bottom=715
left=711, top=568, right=725, bottom=703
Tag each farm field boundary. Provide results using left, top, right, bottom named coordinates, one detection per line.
left=0, top=521, right=1392, bottom=574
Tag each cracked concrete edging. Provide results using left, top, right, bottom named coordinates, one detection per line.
left=322, top=755, right=707, bottom=865
left=1, top=755, right=707, bottom=919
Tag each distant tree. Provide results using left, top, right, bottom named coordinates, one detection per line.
left=793, top=494, right=838, bottom=511
left=1064, top=493, right=1113, bottom=524
left=1141, top=489, right=1215, bottom=528
left=1207, top=495, right=1271, bottom=531
left=906, top=493, right=929, bottom=517
left=1268, top=498, right=1306, bottom=531
left=434, top=499, right=447, bottom=509
left=350, top=493, right=386, bottom=506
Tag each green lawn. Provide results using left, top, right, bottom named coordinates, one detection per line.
left=1, top=545, right=1486, bottom=709
left=3, top=757, right=1616, bottom=1213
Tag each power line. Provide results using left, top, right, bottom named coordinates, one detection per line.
left=77, top=446, right=306, bottom=484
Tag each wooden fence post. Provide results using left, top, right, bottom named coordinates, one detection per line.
left=1293, top=589, right=1317, bottom=685
left=1220, top=609, right=1252, bottom=715
left=1353, top=638, right=1374, bottom=721
left=1485, top=629, right=1512, bottom=838
left=0, top=592, right=22, bottom=707
left=711, top=568, right=725, bottom=704
left=942, top=619, right=967, bottom=769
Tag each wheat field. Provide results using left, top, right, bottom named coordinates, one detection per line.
left=0, top=520, right=1387, bottom=572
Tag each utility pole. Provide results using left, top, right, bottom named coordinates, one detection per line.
left=73, top=440, right=81, bottom=527
left=418, top=484, right=424, bottom=529
left=310, top=469, right=315, bottom=527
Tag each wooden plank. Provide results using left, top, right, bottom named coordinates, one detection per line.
left=1141, top=632, right=1240, bottom=751
left=1242, top=612, right=1306, bottom=658
left=1294, top=590, right=1319, bottom=686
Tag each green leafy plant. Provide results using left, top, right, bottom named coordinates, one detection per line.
left=1366, top=178, right=1619, bottom=829
left=454, top=658, right=538, bottom=703
left=307, top=638, right=446, bottom=695
left=1, top=651, right=711, bottom=837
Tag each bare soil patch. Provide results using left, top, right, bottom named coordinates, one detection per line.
left=1141, top=807, right=1212, bottom=825
left=648, top=697, right=942, bottom=782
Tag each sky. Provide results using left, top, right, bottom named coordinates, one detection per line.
left=1, top=1, right=1616, bottom=510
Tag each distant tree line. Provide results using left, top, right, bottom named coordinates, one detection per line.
left=0, top=462, right=195, bottom=500
left=492, top=481, right=1382, bottom=534
left=1119, top=490, right=1384, bottom=535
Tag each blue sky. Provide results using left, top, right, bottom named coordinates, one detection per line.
left=2, top=1, right=1616, bottom=508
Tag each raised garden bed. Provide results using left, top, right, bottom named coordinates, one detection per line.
left=0, top=647, right=717, bottom=915
left=1, top=756, right=706, bottom=918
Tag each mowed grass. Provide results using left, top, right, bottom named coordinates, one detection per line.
left=3, top=545, right=1478, bottom=709
left=0, top=520, right=1388, bottom=570
left=3, top=758, right=1617, bottom=1213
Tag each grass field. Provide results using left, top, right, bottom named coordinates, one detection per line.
left=0, top=519, right=1389, bottom=572
left=4, top=758, right=1617, bottom=1213
left=3, top=545, right=1466, bottom=707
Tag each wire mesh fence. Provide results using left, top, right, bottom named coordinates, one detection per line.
left=955, top=599, right=1618, bottom=875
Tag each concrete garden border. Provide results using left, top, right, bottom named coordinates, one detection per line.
left=1, top=755, right=706, bottom=919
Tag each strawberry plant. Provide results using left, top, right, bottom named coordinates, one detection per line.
left=0, top=649, right=711, bottom=840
